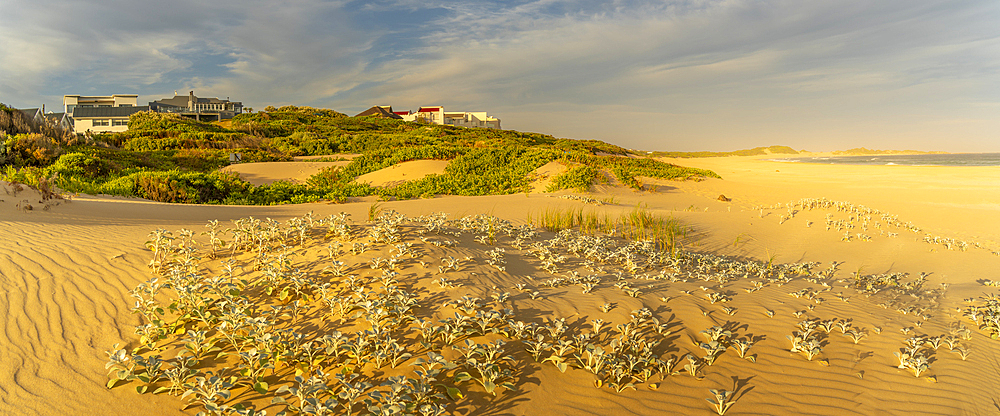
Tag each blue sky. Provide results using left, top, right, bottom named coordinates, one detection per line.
left=1, top=0, right=998, bottom=152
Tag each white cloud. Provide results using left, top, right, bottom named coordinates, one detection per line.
left=0, top=0, right=997, bottom=151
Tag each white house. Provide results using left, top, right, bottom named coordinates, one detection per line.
left=443, top=111, right=500, bottom=129
left=394, top=106, right=500, bottom=129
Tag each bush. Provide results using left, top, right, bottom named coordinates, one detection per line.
left=127, top=112, right=228, bottom=133
left=125, top=170, right=251, bottom=204
left=4, top=133, right=62, bottom=166
left=547, top=164, right=598, bottom=192
left=50, top=152, right=111, bottom=178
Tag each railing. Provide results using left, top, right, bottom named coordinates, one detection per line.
left=155, top=107, right=237, bottom=114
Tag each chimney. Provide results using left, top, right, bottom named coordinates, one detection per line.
left=188, top=91, right=194, bottom=111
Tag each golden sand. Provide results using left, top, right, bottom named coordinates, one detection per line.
left=1, top=155, right=998, bottom=415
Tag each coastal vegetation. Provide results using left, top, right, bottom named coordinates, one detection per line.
left=1, top=105, right=719, bottom=204
left=106, top=210, right=774, bottom=415
left=105, top=203, right=987, bottom=415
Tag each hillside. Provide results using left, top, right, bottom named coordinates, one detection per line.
left=1, top=105, right=719, bottom=205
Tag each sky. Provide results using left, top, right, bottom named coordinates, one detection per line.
left=1, top=0, right=998, bottom=152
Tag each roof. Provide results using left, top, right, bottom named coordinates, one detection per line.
left=354, top=106, right=403, bottom=119
left=72, top=106, right=150, bottom=118
left=63, top=94, right=138, bottom=98
left=418, top=106, right=442, bottom=112
left=17, top=108, right=40, bottom=118
left=150, top=95, right=240, bottom=107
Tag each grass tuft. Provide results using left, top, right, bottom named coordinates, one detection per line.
left=529, top=205, right=685, bottom=254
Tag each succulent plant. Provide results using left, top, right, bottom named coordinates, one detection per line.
left=706, top=389, right=737, bottom=415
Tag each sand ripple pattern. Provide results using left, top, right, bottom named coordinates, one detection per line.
left=0, top=220, right=186, bottom=416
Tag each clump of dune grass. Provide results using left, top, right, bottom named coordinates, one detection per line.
left=528, top=205, right=686, bottom=254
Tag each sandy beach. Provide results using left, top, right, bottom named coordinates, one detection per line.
left=1, top=155, right=998, bottom=415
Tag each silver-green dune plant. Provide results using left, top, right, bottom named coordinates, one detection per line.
left=145, top=229, right=174, bottom=274
left=844, top=327, right=868, bottom=344
left=952, top=345, right=971, bottom=360
left=454, top=340, right=516, bottom=396
left=788, top=321, right=823, bottom=361
left=110, top=210, right=844, bottom=413
left=181, top=371, right=233, bottom=410
left=706, top=389, right=737, bottom=415
left=159, top=353, right=198, bottom=395
left=104, top=344, right=136, bottom=389
left=682, top=354, right=703, bottom=378
left=271, top=373, right=334, bottom=416
left=730, top=338, right=753, bottom=359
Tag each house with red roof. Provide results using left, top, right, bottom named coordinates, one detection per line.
left=390, top=105, right=500, bottom=129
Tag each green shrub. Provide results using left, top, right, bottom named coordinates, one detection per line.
left=546, top=164, right=598, bottom=192
left=50, top=152, right=111, bottom=178
left=121, top=170, right=251, bottom=204
left=171, top=149, right=229, bottom=171
left=127, top=111, right=228, bottom=133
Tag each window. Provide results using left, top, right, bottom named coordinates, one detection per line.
left=112, top=119, right=127, bottom=126
left=93, top=119, right=110, bottom=126
left=119, top=104, right=132, bottom=107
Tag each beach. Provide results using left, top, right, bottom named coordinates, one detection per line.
left=1, top=155, right=998, bottom=415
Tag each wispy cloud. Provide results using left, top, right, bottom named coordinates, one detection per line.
left=1, top=0, right=997, bottom=151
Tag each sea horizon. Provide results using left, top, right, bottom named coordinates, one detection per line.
left=767, top=152, right=1000, bottom=167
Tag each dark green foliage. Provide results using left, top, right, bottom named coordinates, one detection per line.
left=547, top=164, right=599, bottom=192
left=2, top=103, right=719, bottom=204
left=441, top=147, right=557, bottom=194
left=558, top=152, right=720, bottom=190
left=50, top=152, right=111, bottom=178
left=117, top=170, right=251, bottom=204
left=341, top=145, right=466, bottom=178
left=126, top=111, right=229, bottom=133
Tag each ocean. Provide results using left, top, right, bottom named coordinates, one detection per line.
left=768, top=153, right=1000, bottom=167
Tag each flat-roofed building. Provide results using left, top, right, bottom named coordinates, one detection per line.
left=443, top=111, right=500, bottom=129
left=63, top=94, right=138, bottom=114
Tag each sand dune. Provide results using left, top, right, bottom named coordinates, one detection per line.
left=222, top=160, right=350, bottom=186
left=354, top=159, right=450, bottom=187
left=527, top=161, right=569, bottom=193
left=1, top=156, right=999, bottom=415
